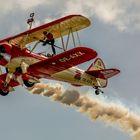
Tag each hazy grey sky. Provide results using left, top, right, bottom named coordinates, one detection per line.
left=0, top=0, right=140, bottom=140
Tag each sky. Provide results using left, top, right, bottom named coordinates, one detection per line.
left=0, top=0, right=140, bottom=140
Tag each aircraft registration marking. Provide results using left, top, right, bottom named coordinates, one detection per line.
left=59, top=51, right=85, bottom=62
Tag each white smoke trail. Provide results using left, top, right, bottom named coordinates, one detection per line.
left=28, top=83, right=140, bottom=140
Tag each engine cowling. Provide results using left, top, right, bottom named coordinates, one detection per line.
left=0, top=43, right=12, bottom=66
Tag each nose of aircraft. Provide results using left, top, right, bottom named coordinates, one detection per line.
left=0, top=43, right=12, bottom=66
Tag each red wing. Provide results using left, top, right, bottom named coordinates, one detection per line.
left=0, top=15, right=90, bottom=48
left=0, top=47, right=97, bottom=90
left=28, top=47, right=97, bottom=78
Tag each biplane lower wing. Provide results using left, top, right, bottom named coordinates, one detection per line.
left=28, top=47, right=97, bottom=78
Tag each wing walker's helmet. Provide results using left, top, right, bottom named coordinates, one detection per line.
left=42, top=31, right=48, bottom=40
left=47, top=32, right=53, bottom=40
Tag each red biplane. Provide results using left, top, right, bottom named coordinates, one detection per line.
left=0, top=13, right=120, bottom=96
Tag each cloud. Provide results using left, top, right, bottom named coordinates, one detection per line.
left=1, top=0, right=140, bottom=32
left=62, top=0, right=140, bottom=31
left=17, top=0, right=48, bottom=10
left=0, top=0, right=49, bottom=13
left=44, top=17, right=56, bottom=24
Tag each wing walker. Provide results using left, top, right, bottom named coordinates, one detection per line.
left=0, top=13, right=120, bottom=96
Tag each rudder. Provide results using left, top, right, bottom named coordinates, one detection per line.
left=87, top=58, right=107, bottom=88
left=87, top=58, right=105, bottom=71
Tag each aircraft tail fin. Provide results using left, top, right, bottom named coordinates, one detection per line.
left=86, top=58, right=120, bottom=88
left=87, top=58, right=105, bottom=71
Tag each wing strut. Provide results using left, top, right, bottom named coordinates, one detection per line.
left=76, top=30, right=81, bottom=46
left=71, top=28, right=76, bottom=48
left=58, top=26, right=81, bottom=52
left=59, top=24, right=66, bottom=51
left=65, top=29, right=71, bottom=51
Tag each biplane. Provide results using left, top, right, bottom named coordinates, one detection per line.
left=0, top=13, right=120, bottom=96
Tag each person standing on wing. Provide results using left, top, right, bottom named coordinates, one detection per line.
left=40, top=31, right=56, bottom=55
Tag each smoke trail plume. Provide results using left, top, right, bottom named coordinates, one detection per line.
left=28, top=83, right=140, bottom=139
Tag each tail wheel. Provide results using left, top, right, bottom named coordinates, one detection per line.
left=23, top=80, right=35, bottom=87
left=95, top=89, right=100, bottom=95
left=94, top=87, right=104, bottom=95
left=0, top=90, right=9, bottom=96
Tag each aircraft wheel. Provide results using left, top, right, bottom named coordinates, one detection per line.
left=23, top=80, right=35, bottom=87
left=0, top=45, right=6, bottom=53
left=95, top=89, right=100, bottom=95
left=0, top=90, right=9, bottom=96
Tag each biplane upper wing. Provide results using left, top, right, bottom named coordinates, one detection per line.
left=0, top=15, right=91, bottom=48
left=27, top=47, right=97, bottom=78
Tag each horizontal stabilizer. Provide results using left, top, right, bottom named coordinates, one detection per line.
left=86, top=69, right=120, bottom=79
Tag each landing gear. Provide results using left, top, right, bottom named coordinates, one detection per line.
left=0, top=45, right=6, bottom=53
left=95, top=87, right=104, bottom=95
left=0, top=90, right=9, bottom=96
left=23, top=80, right=35, bottom=87
left=95, top=89, right=100, bottom=95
